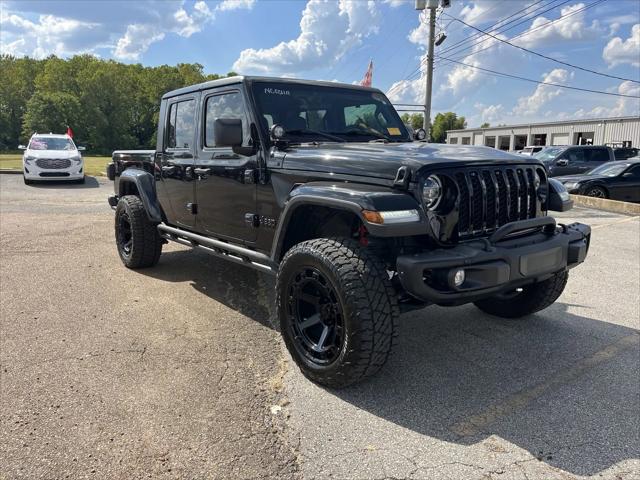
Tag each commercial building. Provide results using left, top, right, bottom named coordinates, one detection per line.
left=445, top=116, right=640, bottom=151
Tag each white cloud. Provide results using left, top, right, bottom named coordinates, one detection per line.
left=475, top=102, right=504, bottom=123
left=114, top=24, right=165, bottom=60
left=515, top=3, right=601, bottom=48
left=0, top=1, right=216, bottom=61
left=232, top=0, right=379, bottom=75
left=384, top=0, right=409, bottom=7
left=216, top=0, right=256, bottom=12
left=459, top=0, right=531, bottom=25
left=603, top=24, right=640, bottom=67
left=0, top=11, right=102, bottom=58
left=513, top=69, right=571, bottom=116
left=574, top=81, right=640, bottom=118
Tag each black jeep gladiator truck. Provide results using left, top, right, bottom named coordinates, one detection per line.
left=107, top=76, right=591, bottom=388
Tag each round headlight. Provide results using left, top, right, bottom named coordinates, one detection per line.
left=422, top=175, right=442, bottom=210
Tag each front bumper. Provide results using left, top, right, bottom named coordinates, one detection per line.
left=396, top=217, right=590, bottom=305
left=23, top=162, right=84, bottom=181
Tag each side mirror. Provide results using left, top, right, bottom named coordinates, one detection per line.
left=414, top=128, right=427, bottom=141
left=77, top=146, right=86, bottom=151
left=18, top=145, right=26, bottom=150
left=214, top=118, right=243, bottom=147
left=556, top=159, right=568, bottom=166
left=547, top=178, right=573, bottom=212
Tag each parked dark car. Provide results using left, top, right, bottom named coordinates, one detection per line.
left=533, top=145, right=615, bottom=177
left=106, top=75, right=590, bottom=388
left=556, top=159, right=640, bottom=202
left=613, top=147, right=639, bottom=160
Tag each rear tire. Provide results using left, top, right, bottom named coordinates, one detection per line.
left=277, top=238, right=398, bottom=388
left=474, top=270, right=568, bottom=319
left=114, top=195, right=162, bottom=269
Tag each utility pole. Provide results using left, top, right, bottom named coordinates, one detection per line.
left=416, top=0, right=449, bottom=140
left=423, top=6, right=436, bottom=135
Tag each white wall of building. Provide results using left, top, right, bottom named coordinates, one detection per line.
left=446, top=116, right=640, bottom=150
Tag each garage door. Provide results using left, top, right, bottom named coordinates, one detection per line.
left=551, top=133, right=570, bottom=145
left=473, top=133, right=484, bottom=146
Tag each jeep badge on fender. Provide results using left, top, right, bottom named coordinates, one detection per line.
left=106, top=76, right=591, bottom=388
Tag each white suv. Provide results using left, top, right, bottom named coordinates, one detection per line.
left=20, top=133, right=85, bottom=184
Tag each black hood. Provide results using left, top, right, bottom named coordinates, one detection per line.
left=280, top=142, right=540, bottom=180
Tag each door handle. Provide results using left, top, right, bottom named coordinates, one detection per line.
left=193, top=168, right=209, bottom=175
left=161, top=165, right=176, bottom=173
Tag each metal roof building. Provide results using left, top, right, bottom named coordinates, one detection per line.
left=445, top=116, right=640, bottom=151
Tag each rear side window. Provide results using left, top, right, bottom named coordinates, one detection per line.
left=204, top=92, right=248, bottom=148
left=167, top=99, right=196, bottom=149
left=628, top=165, right=640, bottom=177
left=585, top=148, right=609, bottom=162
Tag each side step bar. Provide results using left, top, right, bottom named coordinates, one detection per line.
left=157, top=224, right=277, bottom=275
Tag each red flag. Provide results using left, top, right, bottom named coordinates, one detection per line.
left=360, top=60, right=373, bottom=87
left=66, top=126, right=74, bottom=138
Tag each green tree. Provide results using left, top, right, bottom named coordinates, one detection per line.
left=430, top=112, right=466, bottom=143
left=400, top=113, right=424, bottom=130
left=22, top=91, right=81, bottom=139
left=480, top=122, right=490, bottom=128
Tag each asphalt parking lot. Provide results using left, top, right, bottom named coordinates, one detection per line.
left=1, top=174, right=638, bottom=480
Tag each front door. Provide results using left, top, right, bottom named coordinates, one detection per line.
left=554, top=148, right=585, bottom=175
left=158, top=95, right=198, bottom=228
left=194, top=87, right=258, bottom=243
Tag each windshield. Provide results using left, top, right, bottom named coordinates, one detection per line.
left=29, top=137, right=75, bottom=151
left=251, top=82, right=411, bottom=143
left=588, top=162, right=631, bottom=177
left=533, top=147, right=564, bottom=162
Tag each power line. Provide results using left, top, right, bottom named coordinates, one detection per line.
left=444, top=0, right=606, bottom=64
left=435, top=56, right=640, bottom=98
left=386, top=1, right=547, bottom=98
left=442, top=10, right=639, bottom=84
left=438, top=0, right=559, bottom=57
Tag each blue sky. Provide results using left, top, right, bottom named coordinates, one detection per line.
left=1, top=0, right=639, bottom=127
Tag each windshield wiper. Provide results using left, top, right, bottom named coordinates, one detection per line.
left=286, top=129, right=345, bottom=143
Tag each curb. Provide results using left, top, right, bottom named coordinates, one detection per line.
left=0, top=169, right=22, bottom=175
left=570, top=194, right=640, bottom=215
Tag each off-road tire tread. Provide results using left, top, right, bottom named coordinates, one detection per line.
left=474, top=270, right=568, bottom=318
left=277, top=238, right=398, bottom=388
left=115, top=195, right=162, bottom=269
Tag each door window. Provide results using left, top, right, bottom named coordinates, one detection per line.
left=562, top=149, right=584, bottom=163
left=166, top=99, right=196, bottom=150
left=585, top=148, right=609, bottom=162
left=204, top=92, right=249, bottom=148
left=627, top=165, right=640, bottom=178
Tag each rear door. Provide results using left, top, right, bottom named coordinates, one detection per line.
left=584, top=147, right=611, bottom=171
left=194, top=87, right=258, bottom=242
left=619, top=164, right=640, bottom=201
left=158, top=94, right=199, bottom=228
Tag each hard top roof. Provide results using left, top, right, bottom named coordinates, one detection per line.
left=162, top=75, right=382, bottom=100
left=31, top=133, right=72, bottom=138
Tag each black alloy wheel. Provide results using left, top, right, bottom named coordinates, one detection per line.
left=286, top=266, right=345, bottom=366
left=117, top=211, right=133, bottom=259
left=585, top=186, right=607, bottom=198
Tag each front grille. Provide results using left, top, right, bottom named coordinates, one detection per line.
left=35, top=158, right=71, bottom=169
left=453, top=165, right=541, bottom=239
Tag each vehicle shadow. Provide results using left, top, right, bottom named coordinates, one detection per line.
left=29, top=176, right=100, bottom=189
left=139, top=248, right=639, bottom=477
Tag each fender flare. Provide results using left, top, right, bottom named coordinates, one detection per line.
left=270, top=182, right=427, bottom=261
left=118, top=168, right=163, bottom=223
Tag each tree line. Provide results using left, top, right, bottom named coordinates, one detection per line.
left=400, top=112, right=467, bottom=143
left=0, top=55, right=236, bottom=154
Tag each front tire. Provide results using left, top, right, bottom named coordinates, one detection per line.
left=474, top=270, right=568, bottom=319
left=23, top=176, right=33, bottom=185
left=277, top=238, right=398, bottom=388
left=585, top=186, right=607, bottom=198
left=114, top=195, right=162, bottom=269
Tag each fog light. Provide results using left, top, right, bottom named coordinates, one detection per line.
left=453, top=269, right=465, bottom=287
